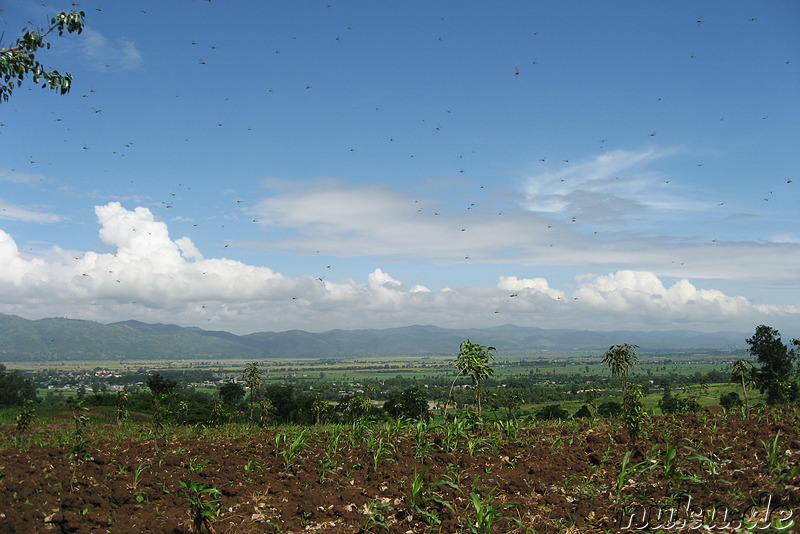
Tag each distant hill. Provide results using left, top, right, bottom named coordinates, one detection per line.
left=0, top=312, right=748, bottom=362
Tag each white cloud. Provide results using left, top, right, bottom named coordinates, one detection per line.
left=0, top=170, right=46, bottom=184
left=244, top=178, right=800, bottom=284
left=249, top=179, right=549, bottom=259
left=175, top=237, right=203, bottom=261
left=498, top=275, right=564, bottom=299
left=80, top=28, right=142, bottom=70
left=573, top=270, right=751, bottom=314
left=0, top=199, right=62, bottom=223
left=768, top=234, right=800, bottom=244
left=0, top=203, right=797, bottom=334
left=522, top=148, right=711, bottom=224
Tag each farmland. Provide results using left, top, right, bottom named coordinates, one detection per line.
left=3, top=343, right=798, bottom=533
left=1, top=349, right=752, bottom=426
left=0, top=404, right=797, bottom=532
left=3, top=325, right=799, bottom=533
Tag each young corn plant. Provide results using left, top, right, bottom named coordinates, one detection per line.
left=465, top=433, right=488, bottom=456
left=66, top=398, right=92, bottom=491
left=684, top=443, right=732, bottom=486
left=660, top=443, right=703, bottom=493
left=491, top=417, right=519, bottom=442
left=318, top=451, right=339, bottom=485
left=179, top=480, right=222, bottom=534
left=275, top=429, right=309, bottom=471
left=242, top=458, right=263, bottom=474
left=131, top=461, right=149, bottom=503
left=362, top=498, right=394, bottom=532
left=412, top=418, right=439, bottom=460
left=348, top=419, right=368, bottom=447
left=370, top=437, right=396, bottom=473
left=615, top=450, right=657, bottom=506
left=468, top=487, right=515, bottom=534
left=762, top=430, right=785, bottom=473
left=440, top=415, right=470, bottom=453
left=407, top=467, right=459, bottom=525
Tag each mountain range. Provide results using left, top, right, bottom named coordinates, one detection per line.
left=0, top=312, right=749, bottom=362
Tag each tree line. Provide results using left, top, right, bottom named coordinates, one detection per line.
left=1, top=325, right=797, bottom=429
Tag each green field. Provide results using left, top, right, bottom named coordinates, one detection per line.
left=1, top=348, right=758, bottom=426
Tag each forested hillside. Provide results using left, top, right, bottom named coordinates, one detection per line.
left=0, top=313, right=747, bottom=361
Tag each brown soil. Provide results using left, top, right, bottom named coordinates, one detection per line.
left=1, top=408, right=798, bottom=533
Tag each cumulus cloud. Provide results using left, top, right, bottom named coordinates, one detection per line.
left=0, top=203, right=797, bottom=334
left=498, top=275, right=564, bottom=300
left=573, top=270, right=750, bottom=316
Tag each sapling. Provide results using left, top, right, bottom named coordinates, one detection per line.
left=14, top=399, right=34, bottom=433
left=446, top=340, right=496, bottom=420
left=115, top=391, right=129, bottom=427
left=242, top=361, right=262, bottom=427
left=66, top=398, right=92, bottom=491
left=622, top=383, right=646, bottom=442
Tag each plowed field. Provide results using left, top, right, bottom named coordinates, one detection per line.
left=1, top=408, right=798, bottom=533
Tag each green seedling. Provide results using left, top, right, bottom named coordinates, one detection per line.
left=615, top=450, right=657, bottom=505
left=179, top=480, right=222, bottom=534
left=318, top=452, right=339, bottom=485
left=275, top=429, right=309, bottom=470
left=468, top=487, right=514, bottom=534
left=370, top=437, right=396, bottom=472
left=243, top=459, right=263, bottom=473
left=186, top=456, right=209, bottom=474
left=362, top=498, right=393, bottom=532
left=762, top=430, right=784, bottom=472
left=408, top=467, right=459, bottom=525
left=132, top=461, right=149, bottom=489
left=412, top=418, right=440, bottom=460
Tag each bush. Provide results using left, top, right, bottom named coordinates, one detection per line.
left=536, top=404, right=570, bottom=421
left=383, top=387, right=429, bottom=420
left=658, top=393, right=704, bottom=415
left=597, top=401, right=622, bottom=418
left=719, top=391, right=743, bottom=411
left=0, top=365, right=37, bottom=407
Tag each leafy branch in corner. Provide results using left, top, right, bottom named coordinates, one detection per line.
left=0, top=11, right=85, bottom=102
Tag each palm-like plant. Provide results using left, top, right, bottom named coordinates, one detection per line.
left=602, top=344, right=639, bottom=400
left=446, top=340, right=496, bottom=419
left=242, top=362, right=262, bottom=427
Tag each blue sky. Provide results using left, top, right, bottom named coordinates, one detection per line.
left=1, top=0, right=798, bottom=335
